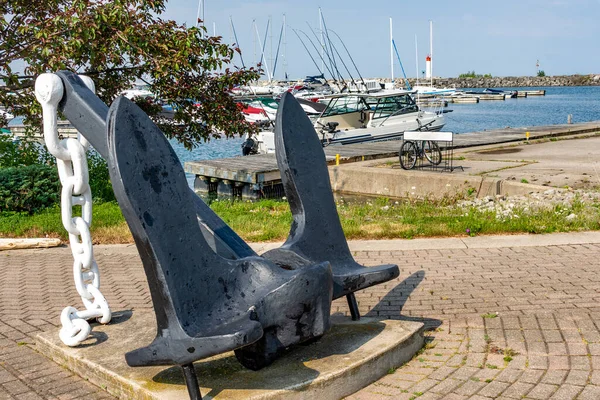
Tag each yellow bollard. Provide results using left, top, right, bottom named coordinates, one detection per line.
left=336, top=154, right=340, bottom=166
left=526, top=131, right=530, bottom=141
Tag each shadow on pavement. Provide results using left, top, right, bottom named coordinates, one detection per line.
left=366, top=270, right=442, bottom=330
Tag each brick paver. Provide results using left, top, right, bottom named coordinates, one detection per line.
left=2, top=241, right=600, bottom=398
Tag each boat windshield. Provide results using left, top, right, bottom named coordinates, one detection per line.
left=367, top=94, right=418, bottom=119
left=321, top=96, right=369, bottom=117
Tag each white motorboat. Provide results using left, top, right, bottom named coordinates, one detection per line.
left=0, top=108, right=14, bottom=122
left=412, top=85, right=456, bottom=96
left=121, top=85, right=154, bottom=100
left=244, top=88, right=446, bottom=155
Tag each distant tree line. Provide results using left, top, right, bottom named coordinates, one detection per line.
left=458, top=71, right=493, bottom=79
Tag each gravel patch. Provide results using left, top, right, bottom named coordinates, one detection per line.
left=456, top=189, right=600, bottom=221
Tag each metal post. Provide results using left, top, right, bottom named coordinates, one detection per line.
left=346, top=294, right=360, bottom=321
left=181, top=363, right=202, bottom=400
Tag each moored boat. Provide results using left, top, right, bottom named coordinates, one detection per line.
left=244, top=88, right=446, bottom=155
left=483, top=88, right=518, bottom=98
left=0, top=108, right=14, bottom=123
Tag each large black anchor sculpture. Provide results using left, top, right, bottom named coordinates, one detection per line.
left=107, top=97, right=332, bottom=398
left=54, top=72, right=400, bottom=399
left=56, top=73, right=331, bottom=399
left=262, top=92, right=400, bottom=320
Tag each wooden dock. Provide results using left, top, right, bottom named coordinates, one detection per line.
left=522, top=90, right=546, bottom=96
left=185, top=121, right=600, bottom=199
left=478, top=94, right=506, bottom=101
left=8, top=121, right=78, bottom=138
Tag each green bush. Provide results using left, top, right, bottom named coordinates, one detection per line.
left=88, top=151, right=115, bottom=203
left=537, top=70, right=546, bottom=77
left=0, top=164, right=60, bottom=214
left=0, top=129, right=54, bottom=168
left=1, top=128, right=115, bottom=207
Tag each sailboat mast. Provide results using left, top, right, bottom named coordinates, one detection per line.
left=195, top=0, right=204, bottom=33
left=429, top=20, right=433, bottom=87
left=272, top=16, right=285, bottom=80
left=253, top=20, right=256, bottom=66
left=283, top=14, right=288, bottom=80
left=269, top=15, right=273, bottom=81
left=415, top=35, right=419, bottom=86
left=319, top=8, right=325, bottom=74
left=255, top=22, right=272, bottom=81
left=390, top=18, right=394, bottom=84
left=230, top=16, right=245, bottom=68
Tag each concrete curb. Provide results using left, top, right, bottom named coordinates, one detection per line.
left=43, top=231, right=600, bottom=255
left=250, top=231, right=600, bottom=253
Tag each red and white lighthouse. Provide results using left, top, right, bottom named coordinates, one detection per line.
left=425, top=54, right=432, bottom=79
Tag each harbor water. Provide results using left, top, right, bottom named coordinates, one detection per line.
left=442, top=86, right=600, bottom=134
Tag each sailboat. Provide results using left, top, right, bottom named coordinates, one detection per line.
left=241, top=15, right=447, bottom=155
left=411, top=21, right=455, bottom=97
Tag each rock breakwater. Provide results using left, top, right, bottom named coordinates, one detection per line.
left=387, top=74, right=600, bottom=88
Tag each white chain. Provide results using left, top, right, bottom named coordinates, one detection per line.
left=35, top=73, right=111, bottom=347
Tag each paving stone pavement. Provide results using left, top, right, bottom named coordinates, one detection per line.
left=2, top=241, right=600, bottom=399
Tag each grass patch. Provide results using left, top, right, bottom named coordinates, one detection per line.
left=2, top=195, right=600, bottom=243
left=0, top=202, right=131, bottom=242
left=482, top=312, right=498, bottom=319
left=504, top=348, right=517, bottom=357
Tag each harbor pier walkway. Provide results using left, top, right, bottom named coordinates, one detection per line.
left=185, top=121, right=600, bottom=200
left=2, top=232, right=600, bottom=399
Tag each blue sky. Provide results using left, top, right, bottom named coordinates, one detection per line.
left=164, top=0, right=600, bottom=80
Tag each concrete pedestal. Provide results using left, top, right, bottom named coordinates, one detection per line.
left=36, top=311, right=424, bottom=400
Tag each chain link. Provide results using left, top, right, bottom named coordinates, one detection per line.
left=35, top=73, right=112, bottom=347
